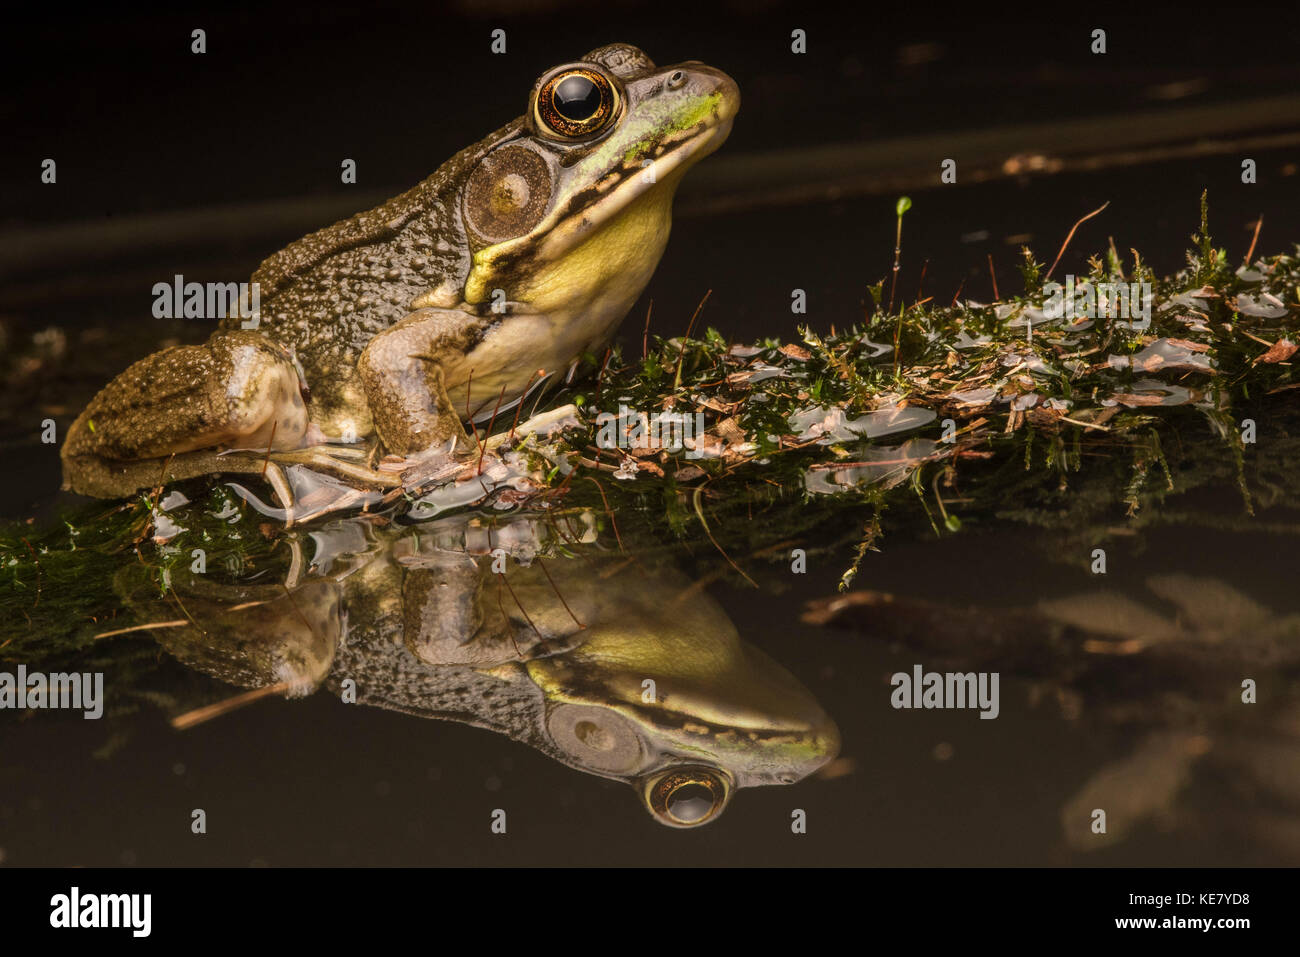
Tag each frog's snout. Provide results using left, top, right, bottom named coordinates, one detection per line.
left=678, top=61, right=741, bottom=125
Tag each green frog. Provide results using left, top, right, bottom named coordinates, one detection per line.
left=61, top=43, right=739, bottom=503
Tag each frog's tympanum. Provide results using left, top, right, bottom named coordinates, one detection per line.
left=127, top=514, right=839, bottom=827
left=62, top=44, right=739, bottom=505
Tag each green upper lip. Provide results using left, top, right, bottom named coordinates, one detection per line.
left=687, top=62, right=741, bottom=122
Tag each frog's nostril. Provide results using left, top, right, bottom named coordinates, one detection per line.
left=667, top=70, right=686, bottom=90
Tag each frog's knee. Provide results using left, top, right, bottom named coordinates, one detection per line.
left=358, top=316, right=434, bottom=379
left=59, top=334, right=310, bottom=497
left=211, top=336, right=311, bottom=451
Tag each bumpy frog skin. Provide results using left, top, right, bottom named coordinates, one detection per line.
left=61, top=44, right=739, bottom=500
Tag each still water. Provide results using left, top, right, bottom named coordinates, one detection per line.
left=2, top=444, right=1296, bottom=866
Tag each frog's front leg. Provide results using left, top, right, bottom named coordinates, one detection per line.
left=357, top=308, right=481, bottom=457
left=61, top=330, right=309, bottom=499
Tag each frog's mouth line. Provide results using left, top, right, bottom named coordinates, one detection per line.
left=536, top=114, right=735, bottom=261
left=594, top=700, right=837, bottom=788
left=546, top=691, right=834, bottom=772
left=471, top=111, right=734, bottom=279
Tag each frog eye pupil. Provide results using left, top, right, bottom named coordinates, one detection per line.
left=553, top=74, right=600, bottom=121
left=645, top=766, right=729, bottom=827
left=665, top=782, right=715, bottom=823
left=535, top=67, right=616, bottom=139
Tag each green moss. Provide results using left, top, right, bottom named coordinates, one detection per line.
left=4, top=195, right=1299, bottom=628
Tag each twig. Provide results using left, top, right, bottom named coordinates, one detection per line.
left=464, top=369, right=483, bottom=457
left=1046, top=201, right=1110, bottom=280
left=1244, top=215, right=1263, bottom=267
left=261, top=419, right=278, bottom=478
left=594, top=347, right=612, bottom=403
left=94, top=619, right=188, bottom=639
left=583, top=476, right=624, bottom=553
left=887, top=203, right=907, bottom=313
left=500, top=570, right=544, bottom=643
left=494, top=573, right=524, bottom=658
left=1060, top=416, right=1112, bottom=432
left=172, top=681, right=290, bottom=730
left=479, top=384, right=506, bottom=474
left=536, top=557, right=585, bottom=629
left=506, top=368, right=544, bottom=445
left=642, top=299, right=653, bottom=360
left=672, top=289, right=712, bottom=390
left=692, top=486, right=757, bottom=588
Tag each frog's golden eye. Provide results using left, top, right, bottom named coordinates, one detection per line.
left=642, top=766, right=731, bottom=828
left=533, top=67, right=619, bottom=140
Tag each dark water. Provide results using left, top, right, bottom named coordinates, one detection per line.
left=2, top=2, right=1299, bottom=867
left=2, top=494, right=1296, bottom=866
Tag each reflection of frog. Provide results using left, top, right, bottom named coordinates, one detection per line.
left=62, top=44, right=739, bottom=504
left=128, top=513, right=837, bottom=828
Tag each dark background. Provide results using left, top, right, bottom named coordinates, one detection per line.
left=2, top=1, right=1299, bottom=867
left=3, top=0, right=1299, bottom=334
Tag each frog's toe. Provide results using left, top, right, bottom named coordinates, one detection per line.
left=266, top=445, right=404, bottom=490
left=376, top=437, right=477, bottom=492
left=258, top=460, right=297, bottom=527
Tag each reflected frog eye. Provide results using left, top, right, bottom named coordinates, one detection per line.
left=534, top=67, right=618, bottom=139
left=643, top=766, right=731, bottom=828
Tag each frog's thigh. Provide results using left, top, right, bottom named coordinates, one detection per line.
left=61, top=331, right=308, bottom=496
left=357, top=309, right=476, bottom=456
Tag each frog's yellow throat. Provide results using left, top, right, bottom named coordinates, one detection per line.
left=505, top=171, right=681, bottom=320
left=463, top=108, right=734, bottom=309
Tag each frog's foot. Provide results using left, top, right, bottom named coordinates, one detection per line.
left=63, top=447, right=297, bottom=521
left=388, top=403, right=582, bottom=498
left=368, top=437, right=480, bottom=498
left=262, top=445, right=404, bottom=490
left=219, top=448, right=398, bottom=527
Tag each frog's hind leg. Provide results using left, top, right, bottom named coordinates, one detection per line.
left=61, top=331, right=310, bottom=499
left=262, top=445, right=404, bottom=489
left=64, top=449, right=296, bottom=517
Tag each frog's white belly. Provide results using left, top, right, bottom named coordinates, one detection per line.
left=444, top=175, right=677, bottom=419
left=446, top=306, right=628, bottom=421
